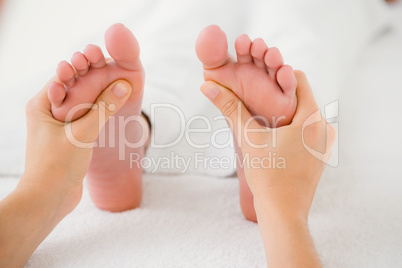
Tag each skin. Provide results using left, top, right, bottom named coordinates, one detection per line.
left=0, top=78, right=132, bottom=267
left=49, top=23, right=146, bottom=212
left=0, top=70, right=333, bottom=267
left=201, top=70, right=336, bottom=267
left=0, top=20, right=336, bottom=266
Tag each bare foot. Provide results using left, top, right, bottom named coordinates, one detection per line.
left=196, top=25, right=297, bottom=127
left=48, top=23, right=147, bottom=212
left=196, top=25, right=297, bottom=222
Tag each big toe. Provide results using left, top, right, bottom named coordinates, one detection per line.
left=48, top=81, right=66, bottom=108
left=105, top=23, right=141, bottom=71
left=195, top=25, right=229, bottom=69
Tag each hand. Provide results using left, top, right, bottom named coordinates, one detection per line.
left=22, top=78, right=132, bottom=210
left=201, top=71, right=335, bottom=268
left=201, top=71, right=336, bottom=219
left=0, top=78, right=132, bottom=267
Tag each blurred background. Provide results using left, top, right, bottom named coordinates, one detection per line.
left=1, top=0, right=400, bottom=175
left=0, top=0, right=401, bottom=267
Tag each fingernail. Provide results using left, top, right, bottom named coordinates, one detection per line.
left=112, top=83, right=128, bottom=98
left=202, top=85, right=220, bottom=100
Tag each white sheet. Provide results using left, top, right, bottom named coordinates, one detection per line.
left=0, top=0, right=391, bottom=176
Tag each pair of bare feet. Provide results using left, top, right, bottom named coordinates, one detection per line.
left=48, top=23, right=297, bottom=221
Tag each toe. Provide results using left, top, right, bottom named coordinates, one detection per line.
left=235, top=34, right=253, bottom=64
left=277, top=65, right=297, bottom=96
left=47, top=81, right=66, bottom=107
left=84, top=44, right=106, bottom=69
left=195, top=25, right=230, bottom=69
left=264, top=47, right=284, bottom=81
left=250, top=38, right=268, bottom=69
left=56, top=61, right=75, bottom=87
left=71, top=52, right=89, bottom=76
left=105, top=23, right=141, bottom=71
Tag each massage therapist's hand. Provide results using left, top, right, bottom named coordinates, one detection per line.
left=0, top=78, right=131, bottom=267
left=201, top=71, right=336, bottom=268
left=23, top=78, right=132, bottom=207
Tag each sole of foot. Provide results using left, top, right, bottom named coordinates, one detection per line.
left=48, top=23, right=146, bottom=212
left=196, top=24, right=297, bottom=128
left=196, top=25, right=298, bottom=222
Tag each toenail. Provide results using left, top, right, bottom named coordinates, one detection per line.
left=202, top=84, right=220, bottom=100
left=112, top=83, right=128, bottom=98
left=48, top=81, right=56, bottom=88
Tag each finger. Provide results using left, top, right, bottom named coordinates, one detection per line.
left=292, top=70, right=320, bottom=124
left=74, top=80, right=132, bottom=141
left=200, top=81, right=262, bottom=150
left=26, top=77, right=58, bottom=121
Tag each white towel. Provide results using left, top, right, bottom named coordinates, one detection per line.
left=0, top=159, right=401, bottom=268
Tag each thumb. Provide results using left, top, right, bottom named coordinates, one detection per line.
left=74, top=80, right=132, bottom=140
left=291, top=70, right=320, bottom=124
left=200, top=81, right=262, bottom=152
